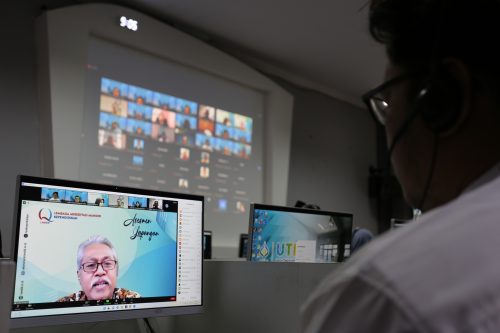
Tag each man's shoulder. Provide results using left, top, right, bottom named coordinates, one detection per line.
left=114, top=288, right=141, bottom=299
left=302, top=175, right=500, bottom=332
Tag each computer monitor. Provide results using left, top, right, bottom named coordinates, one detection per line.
left=203, top=231, right=212, bottom=259
left=238, top=234, right=248, bottom=259
left=9, top=175, right=203, bottom=328
left=247, top=204, right=353, bottom=263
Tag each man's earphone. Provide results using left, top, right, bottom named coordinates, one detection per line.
left=417, top=65, right=463, bottom=134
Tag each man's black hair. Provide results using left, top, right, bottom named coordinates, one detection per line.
left=369, top=0, right=500, bottom=80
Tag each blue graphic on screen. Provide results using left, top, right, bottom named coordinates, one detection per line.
left=250, top=209, right=340, bottom=262
left=118, top=211, right=177, bottom=297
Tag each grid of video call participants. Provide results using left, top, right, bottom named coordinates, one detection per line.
left=41, top=187, right=173, bottom=211
left=99, top=77, right=253, bottom=159
left=95, top=77, right=253, bottom=215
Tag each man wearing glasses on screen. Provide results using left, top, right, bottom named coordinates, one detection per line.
left=57, top=236, right=140, bottom=301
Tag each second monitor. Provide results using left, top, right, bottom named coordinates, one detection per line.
left=247, top=204, right=353, bottom=263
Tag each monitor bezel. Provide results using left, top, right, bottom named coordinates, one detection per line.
left=202, top=230, right=212, bottom=259
left=10, top=174, right=204, bottom=328
left=247, top=203, right=353, bottom=262
left=238, top=234, right=249, bottom=259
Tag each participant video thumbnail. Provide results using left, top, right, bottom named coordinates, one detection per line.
left=100, top=95, right=128, bottom=117
left=108, top=194, right=127, bottom=208
left=128, top=102, right=152, bottom=121
left=152, top=109, right=175, bottom=127
left=126, top=119, right=152, bottom=136
left=89, top=193, right=109, bottom=206
left=152, top=125, right=175, bottom=143
left=128, top=85, right=153, bottom=105
left=172, top=98, right=197, bottom=115
left=179, top=148, right=190, bottom=161
left=64, top=191, right=89, bottom=204
left=148, top=198, right=163, bottom=210
left=128, top=196, right=147, bottom=209
left=195, top=134, right=214, bottom=152
left=101, top=78, right=128, bottom=98
left=216, top=109, right=233, bottom=126
left=41, top=188, right=66, bottom=202
left=175, top=114, right=197, bottom=131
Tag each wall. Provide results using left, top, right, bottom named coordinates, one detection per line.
left=284, top=82, right=377, bottom=233
left=173, top=260, right=339, bottom=333
left=0, top=1, right=51, bottom=257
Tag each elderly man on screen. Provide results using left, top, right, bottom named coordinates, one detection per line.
left=57, top=236, right=140, bottom=301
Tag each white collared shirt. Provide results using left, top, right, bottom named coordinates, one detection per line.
left=301, top=164, right=500, bottom=333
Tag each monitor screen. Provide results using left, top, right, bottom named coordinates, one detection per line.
left=10, top=175, right=203, bottom=328
left=80, top=37, right=264, bottom=239
left=247, top=204, right=353, bottom=263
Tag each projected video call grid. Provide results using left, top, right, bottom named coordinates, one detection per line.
left=99, top=77, right=253, bottom=156
left=93, top=77, right=253, bottom=214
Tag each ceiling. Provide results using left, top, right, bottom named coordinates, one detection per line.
left=120, top=0, right=388, bottom=107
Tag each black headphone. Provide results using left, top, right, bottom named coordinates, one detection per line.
left=417, top=66, right=463, bottom=134
left=383, top=65, right=464, bottom=211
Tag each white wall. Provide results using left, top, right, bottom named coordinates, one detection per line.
left=283, top=81, right=377, bottom=233
left=0, top=2, right=45, bottom=257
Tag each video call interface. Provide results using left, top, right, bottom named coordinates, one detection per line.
left=249, top=206, right=353, bottom=263
left=11, top=178, right=203, bottom=319
left=82, top=76, right=254, bottom=216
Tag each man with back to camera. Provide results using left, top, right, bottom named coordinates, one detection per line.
left=57, top=236, right=140, bottom=301
left=301, top=0, right=500, bottom=332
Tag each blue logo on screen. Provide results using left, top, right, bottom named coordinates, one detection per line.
left=38, top=208, right=53, bottom=223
